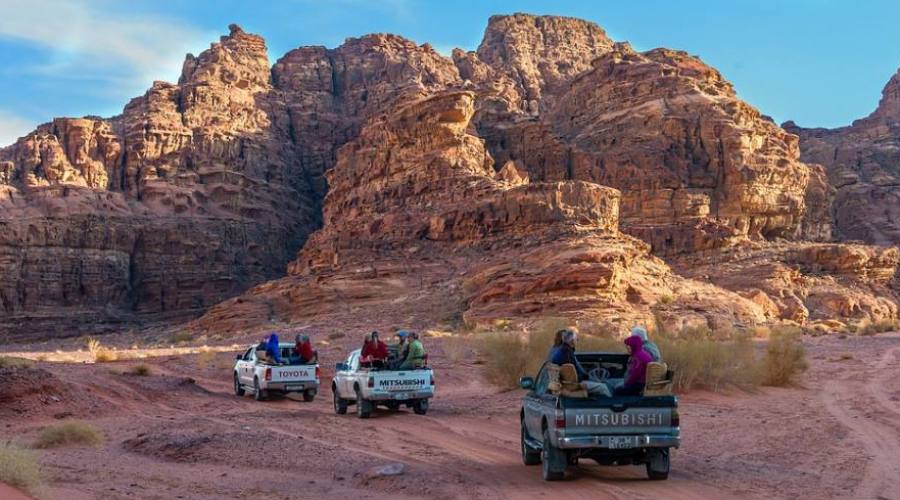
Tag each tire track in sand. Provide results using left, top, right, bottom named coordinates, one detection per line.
left=822, top=347, right=900, bottom=500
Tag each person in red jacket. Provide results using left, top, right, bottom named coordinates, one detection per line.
left=293, top=334, right=316, bottom=364
left=360, top=331, right=389, bottom=368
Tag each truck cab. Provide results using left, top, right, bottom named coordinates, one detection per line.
left=520, top=352, right=680, bottom=481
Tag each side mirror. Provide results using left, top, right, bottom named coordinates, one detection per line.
left=519, top=376, right=534, bottom=390
left=335, top=362, right=348, bottom=371
left=235, top=354, right=242, bottom=360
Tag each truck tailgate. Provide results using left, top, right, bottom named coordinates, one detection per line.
left=373, top=370, right=432, bottom=392
left=270, top=366, right=317, bottom=383
left=564, top=396, right=677, bottom=436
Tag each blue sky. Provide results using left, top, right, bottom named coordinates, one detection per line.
left=1, top=0, right=899, bottom=145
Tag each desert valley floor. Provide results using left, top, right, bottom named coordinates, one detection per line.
left=2, top=332, right=899, bottom=499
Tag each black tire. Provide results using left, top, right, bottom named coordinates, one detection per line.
left=233, top=373, right=245, bottom=396
left=356, top=388, right=371, bottom=419
left=646, top=448, right=670, bottom=480
left=385, top=401, right=401, bottom=412
left=303, top=389, right=316, bottom=402
left=541, top=428, right=566, bottom=481
left=253, top=377, right=267, bottom=402
left=333, top=387, right=348, bottom=415
left=521, top=423, right=541, bottom=466
left=567, top=453, right=578, bottom=466
left=413, top=399, right=429, bottom=415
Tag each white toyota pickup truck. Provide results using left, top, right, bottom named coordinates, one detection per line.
left=331, top=348, right=435, bottom=418
left=233, top=343, right=320, bottom=402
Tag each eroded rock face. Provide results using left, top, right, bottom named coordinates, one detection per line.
left=195, top=91, right=770, bottom=334
left=786, top=69, right=900, bottom=246
left=0, top=25, right=318, bottom=338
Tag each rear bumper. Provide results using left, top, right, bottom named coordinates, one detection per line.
left=263, top=381, right=320, bottom=392
left=363, top=390, right=434, bottom=401
left=556, top=433, right=680, bottom=450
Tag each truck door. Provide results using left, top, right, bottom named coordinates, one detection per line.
left=341, top=352, right=359, bottom=396
left=524, top=364, right=550, bottom=438
left=240, top=348, right=255, bottom=384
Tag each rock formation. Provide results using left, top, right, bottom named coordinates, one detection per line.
left=0, top=25, right=319, bottom=338
left=3, top=14, right=899, bottom=339
left=785, top=69, right=900, bottom=246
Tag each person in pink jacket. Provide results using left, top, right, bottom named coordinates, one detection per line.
left=614, top=335, right=653, bottom=396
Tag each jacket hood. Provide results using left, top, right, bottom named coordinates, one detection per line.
left=624, top=335, right=644, bottom=351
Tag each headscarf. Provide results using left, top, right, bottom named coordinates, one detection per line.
left=631, top=326, right=649, bottom=341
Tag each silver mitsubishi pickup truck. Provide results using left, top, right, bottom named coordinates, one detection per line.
left=519, top=352, right=680, bottom=481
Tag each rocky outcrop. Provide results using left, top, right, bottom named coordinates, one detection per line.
left=0, top=25, right=319, bottom=338
left=194, top=91, right=770, bottom=334
left=785, top=69, right=900, bottom=245
left=4, top=15, right=898, bottom=339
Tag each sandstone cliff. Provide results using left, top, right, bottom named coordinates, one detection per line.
left=3, top=15, right=898, bottom=338
left=786, top=69, right=900, bottom=246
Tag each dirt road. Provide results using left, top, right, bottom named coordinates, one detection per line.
left=2, top=333, right=899, bottom=499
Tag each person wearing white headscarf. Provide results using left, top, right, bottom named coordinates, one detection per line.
left=630, top=326, right=661, bottom=362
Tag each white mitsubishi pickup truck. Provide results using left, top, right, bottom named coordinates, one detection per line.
left=331, top=348, right=435, bottom=418
left=233, top=343, right=320, bottom=402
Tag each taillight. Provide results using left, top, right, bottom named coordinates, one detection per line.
left=315, top=366, right=321, bottom=380
left=554, top=411, right=566, bottom=429
left=430, top=375, right=435, bottom=386
left=367, top=377, right=374, bottom=388
left=265, top=368, right=272, bottom=381
left=671, top=409, right=680, bottom=427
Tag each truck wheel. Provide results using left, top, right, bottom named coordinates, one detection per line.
left=521, top=423, right=541, bottom=466
left=646, top=448, right=670, bottom=480
left=233, top=373, right=245, bottom=397
left=413, top=399, right=429, bottom=415
left=356, top=388, right=372, bottom=419
left=253, top=377, right=267, bottom=402
left=541, top=428, right=566, bottom=481
left=333, top=388, right=348, bottom=415
left=303, top=389, right=316, bottom=402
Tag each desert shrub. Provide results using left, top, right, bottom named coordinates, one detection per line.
left=86, top=338, right=117, bottom=363
left=129, top=364, right=151, bottom=376
left=478, top=331, right=529, bottom=389
left=169, top=332, right=193, bottom=344
left=759, top=327, right=808, bottom=386
left=442, top=337, right=470, bottom=364
left=657, top=333, right=759, bottom=392
left=327, top=332, right=345, bottom=340
left=196, top=349, right=217, bottom=368
left=0, top=357, right=33, bottom=369
left=658, top=293, right=675, bottom=305
left=34, top=422, right=104, bottom=449
left=0, top=442, right=41, bottom=493
left=860, top=318, right=900, bottom=336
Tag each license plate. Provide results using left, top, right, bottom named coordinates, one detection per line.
left=285, top=384, right=305, bottom=391
left=394, top=392, right=412, bottom=400
left=608, top=436, right=636, bottom=449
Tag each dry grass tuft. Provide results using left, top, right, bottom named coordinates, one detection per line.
left=0, top=442, right=41, bottom=493
left=759, top=326, right=808, bottom=386
left=327, top=332, right=345, bottom=340
left=86, top=338, right=118, bottom=363
left=859, top=318, right=900, bottom=336
left=442, top=336, right=470, bottom=364
left=33, top=422, right=104, bottom=449
left=0, top=357, right=33, bottom=369
left=169, top=332, right=193, bottom=344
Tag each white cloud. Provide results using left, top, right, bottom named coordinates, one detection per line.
left=0, top=0, right=211, bottom=90
left=0, top=110, right=37, bottom=147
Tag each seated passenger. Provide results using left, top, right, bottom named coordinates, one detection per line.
left=294, top=334, right=316, bottom=364
left=614, top=335, right=652, bottom=396
left=265, top=333, right=284, bottom=365
left=361, top=331, right=389, bottom=367
left=631, top=326, right=662, bottom=362
left=549, top=329, right=610, bottom=397
left=397, top=332, right=426, bottom=370
left=393, top=330, right=410, bottom=366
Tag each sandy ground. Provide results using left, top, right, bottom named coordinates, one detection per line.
left=2, top=333, right=899, bottom=500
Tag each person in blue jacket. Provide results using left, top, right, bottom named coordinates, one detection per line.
left=265, top=333, right=283, bottom=364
